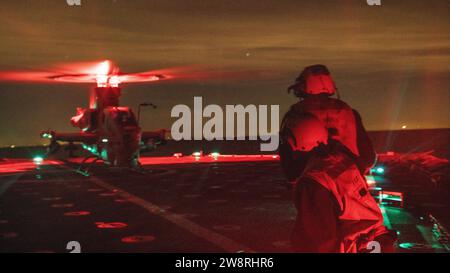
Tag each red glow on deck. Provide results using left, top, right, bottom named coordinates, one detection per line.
left=138, top=154, right=279, bottom=165
left=95, top=222, right=128, bottom=229
left=64, top=211, right=91, bottom=217
left=0, top=159, right=63, bottom=174
left=63, top=154, right=279, bottom=166
left=121, top=235, right=156, bottom=243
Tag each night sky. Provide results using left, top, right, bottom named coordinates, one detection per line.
left=0, top=0, right=449, bottom=146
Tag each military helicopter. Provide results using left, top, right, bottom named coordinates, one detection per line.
left=0, top=60, right=259, bottom=170
left=0, top=60, right=174, bottom=168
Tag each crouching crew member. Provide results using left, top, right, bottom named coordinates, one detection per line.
left=286, top=113, right=396, bottom=253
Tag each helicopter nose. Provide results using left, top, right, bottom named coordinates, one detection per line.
left=123, top=128, right=140, bottom=149
left=113, top=127, right=141, bottom=167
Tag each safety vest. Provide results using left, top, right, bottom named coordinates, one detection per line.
left=301, top=152, right=386, bottom=253
left=287, top=97, right=359, bottom=157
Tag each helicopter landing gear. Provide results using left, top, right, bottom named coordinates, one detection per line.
left=46, top=139, right=60, bottom=156
left=126, top=159, right=149, bottom=174
left=76, top=155, right=101, bottom=177
left=65, top=142, right=78, bottom=158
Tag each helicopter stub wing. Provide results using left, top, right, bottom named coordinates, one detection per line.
left=41, top=131, right=97, bottom=144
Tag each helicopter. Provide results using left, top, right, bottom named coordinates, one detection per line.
left=1, top=60, right=173, bottom=168
left=0, top=60, right=261, bottom=169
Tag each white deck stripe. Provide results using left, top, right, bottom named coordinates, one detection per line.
left=0, top=174, right=22, bottom=196
left=86, top=174, right=255, bottom=253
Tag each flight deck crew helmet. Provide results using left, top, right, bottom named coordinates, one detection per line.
left=287, top=64, right=337, bottom=98
left=285, top=113, right=328, bottom=152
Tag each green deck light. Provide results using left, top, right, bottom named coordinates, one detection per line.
left=33, top=156, right=44, bottom=164
left=371, top=166, right=385, bottom=175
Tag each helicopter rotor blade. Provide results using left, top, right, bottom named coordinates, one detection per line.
left=0, top=61, right=273, bottom=85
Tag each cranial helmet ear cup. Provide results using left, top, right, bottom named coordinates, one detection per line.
left=287, top=71, right=307, bottom=97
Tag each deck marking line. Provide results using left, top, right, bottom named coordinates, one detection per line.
left=86, top=174, right=255, bottom=253
left=0, top=174, right=23, bottom=196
